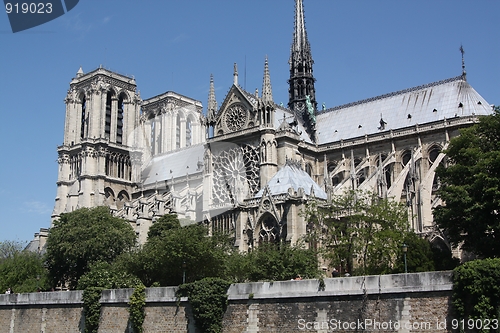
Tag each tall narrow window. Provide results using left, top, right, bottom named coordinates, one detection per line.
left=117, top=95, right=124, bottom=144
left=150, top=119, right=155, bottom=155
left=176, top=115, right=181, bottom=149
left=80, top=95, right=87, bottom=139
left=105, top=92, right=112, bottom=139
left=186, top=118, right=192, bottom=147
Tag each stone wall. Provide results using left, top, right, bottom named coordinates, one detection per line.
left=223, top=271, right=453, bottom=332
left=0, top=271, right=453, bottom=333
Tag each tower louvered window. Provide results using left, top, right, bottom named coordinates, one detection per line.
left=80, top=96, right=87, bottom=139
left=117, top=95, right=124, bottom=144
left=105, top=92, right=112, bottom=139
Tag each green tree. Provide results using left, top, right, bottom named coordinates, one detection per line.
left=147, top=213, right=181, bottom=240
left=434, top=107, right=500, bottom=258
left=303, top=190, right=409, bottom=276
left=125, top=215, right=232, bottom=286
left=453, top=258, right=500, bottom=332
left=77, top=261, right=141, bottom=290
left=393, top=232, right=435, bottom=273
left=45, top=206, right=136, bottom=289
left=0, top=244, right=49, bottom=293
left=225, top=241, right=320, bottom=282
left=0, top=240, right=25, bottom=261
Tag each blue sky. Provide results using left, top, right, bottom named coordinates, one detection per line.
left=1, top=0, right=499, bottom=243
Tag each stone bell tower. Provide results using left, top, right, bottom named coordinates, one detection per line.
left=53, top=66, right=143, bottom=221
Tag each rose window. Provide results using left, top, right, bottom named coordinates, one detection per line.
left=212, top=145, right=260, bottom=205
left=225, top=104, right=247, bottom=132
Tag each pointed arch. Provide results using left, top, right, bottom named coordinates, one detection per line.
left=257, top=213, right=280, bottom=244
left=401, top=150, right=412, bottom=166
left=427, top=144, right=443, bottom=165
left=104, top=187, right=115, bottom=205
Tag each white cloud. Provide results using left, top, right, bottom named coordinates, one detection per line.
left=24, top=201, right=52, bottom=216
left=172, top=33, right=188, bottom=43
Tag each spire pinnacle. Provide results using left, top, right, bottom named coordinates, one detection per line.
left=207, top=74, right=217, bottom=123
left=460, top=44, right=467, bottom=79
left=292, top=0, right=309, bottom=55
left=261, top=56, right=273, bottom=104
left=233, top=63, right=238, bottom=86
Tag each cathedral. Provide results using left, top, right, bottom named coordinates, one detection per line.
left=45, top=0, right=493, bottom=255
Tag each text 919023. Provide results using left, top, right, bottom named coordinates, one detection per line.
left=5, top=2, right=53, bottom=14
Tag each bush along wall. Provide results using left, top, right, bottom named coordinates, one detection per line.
left=453, top=258, right=500, bottom=333
left=176, top=278, right=231, bottom=333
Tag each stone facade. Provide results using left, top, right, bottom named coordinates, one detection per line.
left=45, top=0, right=493, bottom=257
left=0, top=272, right=454, bottom=333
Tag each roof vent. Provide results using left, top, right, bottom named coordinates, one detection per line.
left=458, top=102, right=463, bottom=108
left=407, top=114, right=412, bottom=119
left=477, top=101, right=482, bottom=105
left=432, top=108, right=437, bottom=112
left=358, top=125, right=362, bottom=128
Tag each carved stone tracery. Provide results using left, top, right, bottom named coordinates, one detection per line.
left=224, top=104, right=247, bottom=132
left=212, top=144, right=260, bottom=205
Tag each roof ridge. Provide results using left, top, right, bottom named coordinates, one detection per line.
left=320, top=76, right=464, bottom=114
left=81, top=67, right=135, bottom=81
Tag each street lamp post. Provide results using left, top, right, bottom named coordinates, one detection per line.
left=182, top=261, right=186, bottom=284
left=402, top=243, right=408, bottom=274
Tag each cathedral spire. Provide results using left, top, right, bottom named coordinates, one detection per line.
left=261, top=56, right=273, bottom=104
left=288, top=0, right=317, bottom=138
left=207, top=74, right=217, bottom=124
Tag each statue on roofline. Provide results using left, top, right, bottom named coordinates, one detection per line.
left=305, top=95, right=316, bottom=123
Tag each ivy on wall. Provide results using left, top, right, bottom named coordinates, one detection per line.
left=82, top=287, right=104, bottom=333
left=176, top=278, right=231, bottom=333
left=128, top=283, right=146, bottom=333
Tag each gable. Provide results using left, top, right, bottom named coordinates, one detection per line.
left=213, top=85, right=259, bottom=136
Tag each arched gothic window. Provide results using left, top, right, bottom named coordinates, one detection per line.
left=305, top=163, right=313, bottom=177
left=259, top=214, right=280, bottom=244
left=402, top=150, right=412, bottom=166
left=428, top=146, right=441, bottom=165
left=332, top=173, right=344, bottom=187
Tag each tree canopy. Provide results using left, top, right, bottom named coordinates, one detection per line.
left=0, top=243, right=48, bottom=293
left=124, top=221, right=232, bottom=287
left=392, top=232, right=435, bottom=274
left=303, top=190, right=409, bottom=275
left=45, top=206, right=136, bottom=289
left=434, top=107, right=500, bottom=258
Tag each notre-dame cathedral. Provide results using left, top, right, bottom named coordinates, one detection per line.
left=44, top=0, right=493, bottom=256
